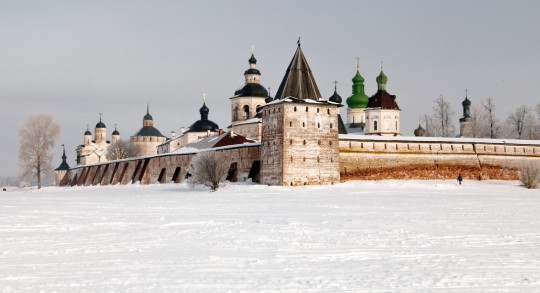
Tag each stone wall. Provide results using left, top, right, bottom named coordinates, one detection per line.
left=57, top=145, right=261, bottom=187
left=339, top=135, right=540, bottom=180
left=260, top=102, right=340, bottom=186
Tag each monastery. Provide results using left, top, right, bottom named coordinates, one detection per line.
left=55, top=43, right=540, bottom=187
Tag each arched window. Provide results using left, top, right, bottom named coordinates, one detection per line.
left=234, top=106, right=239, bottom=121
left=243, top=105, right=250, bottom=120
left=385, top=119, right=390, bottom=130
left=374, top=120, right=378, bottom=131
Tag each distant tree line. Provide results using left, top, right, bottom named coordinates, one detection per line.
left=421, top=97, right=540, bottom=140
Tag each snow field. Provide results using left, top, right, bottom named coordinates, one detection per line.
left=1, top=180, right=539, bottom=292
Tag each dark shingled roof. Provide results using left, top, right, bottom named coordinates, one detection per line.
left=55, top=146, right=70, bottom=171
left=274, top=44, right=323, bottom=101
left=134, top=126, right=165, bottom=137
left=367, top=90, right=400, bottom=110
left=234, top=83, right=268, bottom=97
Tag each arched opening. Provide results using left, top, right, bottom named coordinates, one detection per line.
left=374, top=120, right=378, bottom=131
left=234, top=106, right=239, bottom=121
left=243, top=105, right=250, bottom=120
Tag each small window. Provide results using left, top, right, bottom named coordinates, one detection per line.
left=302, top=122, right=305, bottom=127
left=290, top=139, right=293, bottom=144
left=303, top=140, right=306, bottom=145
left=294, top=106, right=297, bottom=112
left=317, top=108, right=320, bottom=113
left=330, top=123, right=333, bottom=129
left=290, top=121, right=292, bottom=127
left=306, top=107, right=308, bottom=112
left=374, top=120, right=378, bottom=131
left=318, top=140, right=321, bottom=145
left=243, top=105, right=250, bottom=120
left=327, top=109, right=330, bottom=114
left=317, top=122, right=320, bottom=128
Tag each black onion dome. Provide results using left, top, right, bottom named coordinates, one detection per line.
left=95, top=120, right=106, bottom=128
left=249, top=53, right=257, bottom=64
left=144, top=112, right=153, bottom=120
left=265, top=95, right=273, bottom=103
left=200, top=103, right=209, bottom=115
left=462, top=97, right=471, bottom=106
left=187, top=102, right=219, bottom=132
left=112, top=129, right=120, bottom=135
left=329, top=90, right=342, bottom=103
left=84, top=129, right=92, bottom=135
left=135, top=126, right=165, bottom=137
left=188, top=119, right=220, bottom=132
left=234, top=83, right=268, bottom=97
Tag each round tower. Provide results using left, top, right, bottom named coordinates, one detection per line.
left=84, top=125, right=92, bottom=146
left=94, top=114, right=107, bottom=144
left=346, top=58, right=369, bottom=129
left=112, top=124, right=120, bottom=143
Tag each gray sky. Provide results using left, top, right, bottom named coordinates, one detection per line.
left=1, top=0, right=539, bottom=177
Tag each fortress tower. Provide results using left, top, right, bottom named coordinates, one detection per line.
left=260, top=42, right=341, bottom=186
left=131, top=105, right=166, bottom=156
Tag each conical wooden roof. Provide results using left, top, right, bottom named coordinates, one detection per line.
left=274, top=44, right=322, bottom=101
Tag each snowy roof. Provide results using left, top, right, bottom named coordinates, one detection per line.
left=234, top=117, right=261, bottom=126
left=340, top=133, right=540, bottom=146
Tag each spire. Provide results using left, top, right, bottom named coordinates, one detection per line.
left=95, top=113, right=106, bottom=128
left=144, top=103, right=153, bottom=121
left=274, top=42, right=322, bottom=101
left=346, top=58, right=369, bottom=108
left=85, top=124, right=91, bottom=135
left=55, top=144, right=70, bottom=171
left=200, top=93, right=209, bottom=120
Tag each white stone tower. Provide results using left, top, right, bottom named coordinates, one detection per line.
left=260, top=42, right=341, bottom=186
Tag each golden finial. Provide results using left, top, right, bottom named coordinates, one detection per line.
left=251, top=44, right=254, bottom=54
left=202, top=92, right=206, bottom=103
left=356, top=57, right=360, bottom=71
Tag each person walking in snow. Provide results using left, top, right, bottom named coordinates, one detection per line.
left=457, top=174, right=463, bottom=185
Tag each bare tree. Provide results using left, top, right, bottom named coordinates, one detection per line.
left=522, top=110, right=539, bottom=140
left=106, top=139, right=142, bottom=160
left=188, top=151, right=230, bottom=191
left=518, top=160, right=540, bottom=189
left=433, top=95, right=455, bottom=137
left=482, top=98, right=500, bottom=139
left=19, top=113, right=60, bottom=189
left=463, top=104, right=490, bottom=138
left=421, top=114, right=438, bottom=137
left=506, top=105, right=530, bottom=139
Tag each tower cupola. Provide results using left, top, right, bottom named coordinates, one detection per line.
left=143, top=103, right=154, bottom=127
left=329, top=81, right=342, bottom=103
left=376, top=63, right=388, bottom=91
left=94, top=114, right=107, bottom=144
left=346, top=58, right=369, bottom=108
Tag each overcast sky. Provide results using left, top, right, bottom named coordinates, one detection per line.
left=1, top=0, right=539, bottom=177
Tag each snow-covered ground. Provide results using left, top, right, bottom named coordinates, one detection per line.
left=1, top=180, right=539, bottom=292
